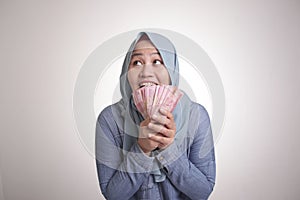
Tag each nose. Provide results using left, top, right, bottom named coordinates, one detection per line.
left=139, top=63, right=154, bottom=78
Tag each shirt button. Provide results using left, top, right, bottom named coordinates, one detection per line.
left=159, top=156, right=164, bottom=161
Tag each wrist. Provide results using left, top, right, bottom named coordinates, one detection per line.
left=139, top=146, right=151, bottom=156
left=137, top=142, right=151, bottom=156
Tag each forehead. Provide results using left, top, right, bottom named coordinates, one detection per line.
left=133, top=39, right=157, bottom=51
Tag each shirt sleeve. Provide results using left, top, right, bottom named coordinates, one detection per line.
left=155, top=103, right=216, bottom=200
left=95, top=106, right=154, bottom=200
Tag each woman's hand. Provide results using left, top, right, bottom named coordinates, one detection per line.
left=148, top=108, right=176, bottom=149
left=138, top=118, right=161, bottom=156
left=138, top=108, right=176, bottom=155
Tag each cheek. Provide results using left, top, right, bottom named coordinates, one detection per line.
left=127, top=70, right=138, bottom=88
left=165, top=74, right=171, bottom=85
left=160, top=68, right=171, bottom=85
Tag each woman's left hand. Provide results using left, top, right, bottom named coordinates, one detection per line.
left=147, top=108, right=176, bottom=149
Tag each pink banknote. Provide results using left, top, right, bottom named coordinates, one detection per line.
left=132, top=84, right=183, bottom=118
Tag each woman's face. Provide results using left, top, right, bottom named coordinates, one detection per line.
left=127, top=38, right=171, bottom=91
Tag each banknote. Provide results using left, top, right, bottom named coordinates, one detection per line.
left=132, top=85, right=184, bottom=118
left=133, top=88, right=146, bottom=117
left=151, top=85, right=168, bottom=116
left=151, top=85, right=161, bottom=116
left=145, top=86, right=156, bottom=117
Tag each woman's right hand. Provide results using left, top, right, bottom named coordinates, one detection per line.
left=137, top=118, right=160, bottom=156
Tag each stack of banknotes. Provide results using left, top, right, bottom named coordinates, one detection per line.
left=132, top=84, right=183, bottom=118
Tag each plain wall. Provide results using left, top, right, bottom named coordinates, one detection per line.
left=1, top=0, right=299, bottom=199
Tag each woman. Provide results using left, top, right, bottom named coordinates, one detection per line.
left=96, top=32, right=216, bottom=200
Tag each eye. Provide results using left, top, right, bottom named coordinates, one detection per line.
left=132, top=60, right=143, bottom=66
left=153, top=59, right=163, bottom=65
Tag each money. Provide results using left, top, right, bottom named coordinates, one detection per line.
left=132, top=89, right=146, bottom=118
left=132, top=85, right=183, bottom=118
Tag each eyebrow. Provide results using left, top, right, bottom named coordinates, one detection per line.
left=131, top=52, right=160, bottom=57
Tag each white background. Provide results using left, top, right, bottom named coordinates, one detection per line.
left=1, top=0, right=299, bottom=199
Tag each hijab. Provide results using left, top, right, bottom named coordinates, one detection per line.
left=118, top=32, right=192, bottom=182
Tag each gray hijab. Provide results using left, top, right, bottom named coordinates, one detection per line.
left=118, top=32, right=192, bottom=182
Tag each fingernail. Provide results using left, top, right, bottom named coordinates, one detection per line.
left=152, top=114, right=158, bottom=119
left=160, top=108, right=166, bottom=113
left=148, top=133, right=153, bottom=138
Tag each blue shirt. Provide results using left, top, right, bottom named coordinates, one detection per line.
left=96, top=101, right=216, bottom=200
